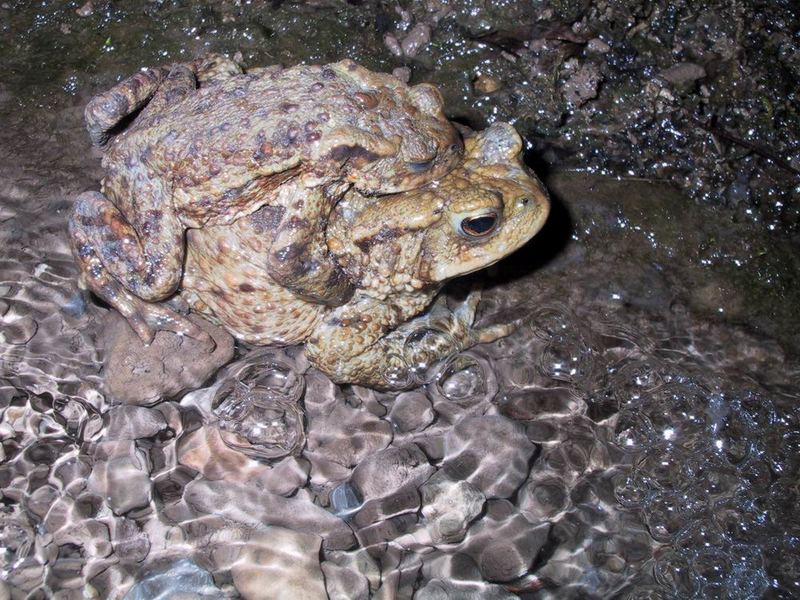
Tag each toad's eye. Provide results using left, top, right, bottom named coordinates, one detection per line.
left=459, top=212, right=499, bottom=238
left=408, top=159, right=434, bottom=172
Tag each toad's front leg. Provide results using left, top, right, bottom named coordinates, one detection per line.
left=69, top=190, right=212, bottom=347
left=267, top=185, right=354, bottom=306
left=305, top=290, right=513, bottom=390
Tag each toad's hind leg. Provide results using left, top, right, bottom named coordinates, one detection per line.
left=69, top=191, right=212, bottom=347
left=84, top=67, right=170, bottom=146
left=133, top=64, right=198, bottom=128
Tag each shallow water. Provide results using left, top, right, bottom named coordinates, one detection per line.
left=1, top=1, right=799, bottom=599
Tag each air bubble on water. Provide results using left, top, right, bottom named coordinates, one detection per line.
left=612, top=469, right=655, bottom=509
left=381, top=351, right=413, bottom=389
left=653, top=548, right=695, bottom=596
left=402, top=326, right=455, bottom=384
left=62, top=74, right=79, bottom=95
left=211, top=360, right=306, bottom=460
left=538, top=331, right=595, bottom=385
left=329, top=482, right=364, bottom=519
left=431, top=351, right=497, bottom=406
left=244, top=359, right=304, bottom=402
left=527, top=304, right=574, bottom=341
left=607, top=360, right=665, bottom=407
left=612, top=410, right=655, bottom=452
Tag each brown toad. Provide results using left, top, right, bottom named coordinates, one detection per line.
left=69, top=55, right=463, bottom=345
left=182, top=122, right=549, bottom=388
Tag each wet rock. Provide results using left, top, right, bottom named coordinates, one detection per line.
left=322, top=561, right=370, bottom=600
left=104, top=406, right=167, bottom=440
left=420, top=471, right=485, bottom=544
left=25, top=484, right=58, bottom=520
left=587, top=38, right=611, bottom=53
left=177, top=426, right=309, bottom=495
left=473, top=74, right=502, bottom=95
left=460, top=500, right=550, bottom=583
left=110, top=518, right=150, bottom=563
left=122, top=558, right=223, bottom=600
left=415, top=579, right=516, bottom=600
left=102, top=311, right=234, bottom=406
left=0, top=510, right=34, bottom=571
left=87, top=444, right=152, bottom=516
left=211, top=527, right=327, bottom=600
left=388, top=391, right=434, bottom=433
left=561, top=61, right=603, bottom=107
left=518, top=474, right=570, bottom=520
left=392, top=67, right=412, bottom=84
left=352, top=481, right=420, bottom=531
left=443, top=415, right=535, bottom=499
left=183, top=479, right=355, bottom=549
left=349, top=443, right=434, bottom=501
left=103, top=454, right=152, bottom=515
left=354, top=513, right=418, bottom=556
left=178, top=425, right=267, bottom=480
left=75, top=1, right=93, bottom=17
left=302, top=369, right=341, bottom=417
left=401, top=23, right=431, bottom=57
left=323, top=548, right=381, bottom=594
left=306, top=403, right=392, bottom=468
left=421, top=551, right=482, bottom=582
left=495, top=387, right=582, bottom=420
left=384, top=33, right=403, bottom=57
left=660, top=62, right=707, bottom=87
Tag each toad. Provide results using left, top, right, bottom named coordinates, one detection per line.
left=69, top=54, right=464, bottom=345
left=182, top=121, right=549, bottom=388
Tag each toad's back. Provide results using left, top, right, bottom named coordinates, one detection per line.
left=100, top=60, right=462, bottom=223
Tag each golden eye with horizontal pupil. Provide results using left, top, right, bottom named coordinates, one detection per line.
left=459, top=212, right=499, bottom=237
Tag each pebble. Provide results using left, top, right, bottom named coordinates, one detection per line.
left=226, top=527, right=327, bottom=600
left=392, top=66, right=412, bottom=83
left=122, top=559, right=223, bottom=600
left=388, top=391, right=434, bottom=433
left=660, top=62, right=707, bottom=86
left=102, top=311, right=234, bottom=406
left=443, top=415, right=535, bottom=499
left=401, top=23, right=431, bottom=57
left=75, top=1, right=93, bottom=17
left=350, top=443, right=435, bottom=501
left=473, top=74, right=501, bottom=95
left=420, top=471, right=485, bottom=544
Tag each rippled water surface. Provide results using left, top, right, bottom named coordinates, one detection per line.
left=1, top=1, right=799, bottom=599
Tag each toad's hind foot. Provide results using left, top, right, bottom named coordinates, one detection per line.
left=84, top=275, right=215, bottom=351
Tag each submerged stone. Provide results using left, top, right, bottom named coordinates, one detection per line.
left=122, top=559, right=223, bottom=600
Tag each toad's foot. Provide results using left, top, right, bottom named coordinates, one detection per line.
left=426, top=288, right=519, bottom=347
left=81, top=274, right=215, bottom=351
left=307, top=288, right=518, bottom=390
